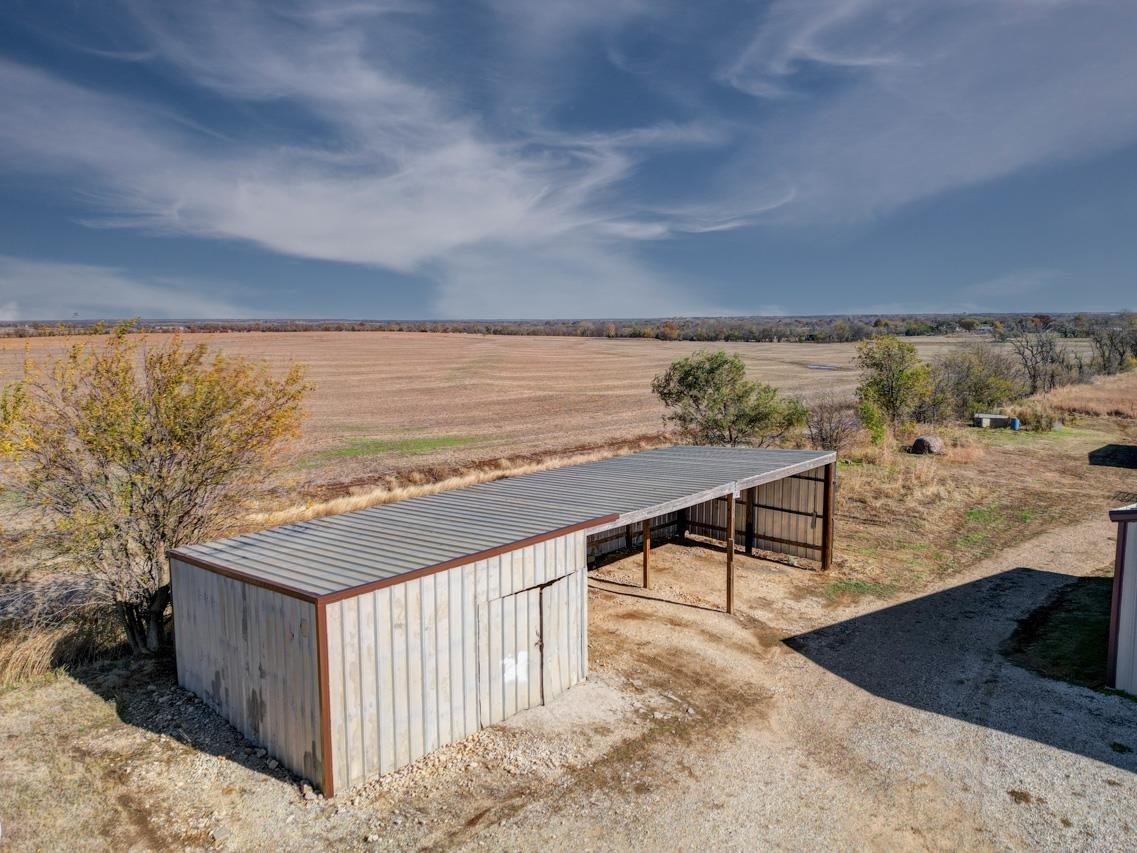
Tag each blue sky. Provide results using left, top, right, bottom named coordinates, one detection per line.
left=0, top=0, right=1135, bottom=320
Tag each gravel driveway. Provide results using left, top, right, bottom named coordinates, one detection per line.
left=463, top=518, right=1137, bottom=852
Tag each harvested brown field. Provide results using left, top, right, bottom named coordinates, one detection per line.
left=0, top=331, right=979, bottom=488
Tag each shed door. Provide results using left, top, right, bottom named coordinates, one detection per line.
left=476, top=586, right=543, bottom=727
left=541, top=573, right=582, bottom=701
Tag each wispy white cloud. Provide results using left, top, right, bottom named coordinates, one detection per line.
left=721, top=0, right=904, bottom=98
left=0, top=256, right=251, bottom=319
left=0, top=1, right=733, bottom=314
left=0, top=0, right=1135, bottom=316
left=719, top=0, right=1137, bottom=223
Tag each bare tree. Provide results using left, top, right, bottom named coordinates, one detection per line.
left=1000, top=322, right=1073, bottom=394
left=1088, top=320, right=1137, bottom=375
left=805, top=393, right=859, bottom=453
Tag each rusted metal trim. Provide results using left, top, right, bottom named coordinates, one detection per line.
left=642, top=519, right=651, bottom=589
left=684, top=522, right=822, bottom=552
left=166, top=552, right=321, bottom=603
left=821, top=462, right=835, bottom=572
left=685, top=522, right=730, bottom=533
left=753, top=504, right=821, bottom=519
left=756, top=534, right=823, bottom=552
left=315, top=599, right=335, bottom=798
left=1108, top=520, right=1128, bottom=688
left=170, top=514, right=617, bottom=607
left=314, top=515, right=618, bottom=606
left=590, top=518, right=678, bottom=544
left=745, top=487, right=756, bottom=556
left=725, top=492, right=736, bottom=614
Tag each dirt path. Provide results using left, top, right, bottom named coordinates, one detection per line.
left=1, top=519, right=1134, bottom=851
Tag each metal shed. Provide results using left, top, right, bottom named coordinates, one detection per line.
left=1108, top=502, right=1137, bottom=693
left=169, top=446, right=835, bottom=795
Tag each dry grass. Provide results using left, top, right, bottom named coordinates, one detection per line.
left=828, top=411, right=1135, bottom=596
left=1040, top=371, right=1137, bottom=419
left=0, top=618, right=116, bottom=687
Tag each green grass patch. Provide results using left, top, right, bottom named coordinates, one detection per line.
left=1002, top=575, right=1124, bottom=695
left=956, top=529, right=989, bottom=547
left=976, top=424, right=1099, bottom=448
left=965, top=506, right=997, bottom=524
left=315, top=435, right=480, bottom=461
left=825, top=579, right=898, bottom=601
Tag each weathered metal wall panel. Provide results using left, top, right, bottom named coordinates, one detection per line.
left=1114, top=521, right=1137, bottom=693
left=587, top=512, right=680, bottom=560
left=325, top=531, right=588, bottom=792
left=541, top=572, right=586, bottom=698
left=170, top=559, right=323, bottom=785
left=477, top=586, right=542, bottom=727
left=686, top=472, right=825, bottom=560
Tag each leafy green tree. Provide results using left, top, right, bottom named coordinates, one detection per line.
left=0, top=326, right=310, bottom=654
left=923, top=344, right=1025, bottom=422
left=651, top=350, right=805, bottom=446
left=855, top=336, right=930, bottom=426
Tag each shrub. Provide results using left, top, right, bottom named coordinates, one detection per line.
left=1011, top=403, right=1059, bottom=432
left=855, top=336, right=930, bottom=426
left=0, top=325, right=311, bottom=655
left=923, top=344, right=1026, bottom=422
left=651, top=350, right=806, bottom=446
left=805, top=394, right=859, bottom=453
left=857, top=398, right=888, bottom=445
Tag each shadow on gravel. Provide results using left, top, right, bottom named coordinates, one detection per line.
left=72, top=653, right=299, bottom=789
left=785, top=568, right=1137, bottom=772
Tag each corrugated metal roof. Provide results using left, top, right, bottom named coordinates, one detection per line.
left=171, top=446, right=834, bottom=600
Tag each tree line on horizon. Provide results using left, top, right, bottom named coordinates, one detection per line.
left=1, top=311, right=1132, bottom=344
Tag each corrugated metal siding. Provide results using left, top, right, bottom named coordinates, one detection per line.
left=171, top=559, right=323, bottom=783
left=687, top=472, right=825, bottom=560
left=477, top=586, right=542, bottom=727
left=172, top=446, right=833, bottom=597
left=541, top=571, right=586, bottom=698
left=1114, top=521, right=1137, bottom=693
left=587, top=512, right=680, bottom=560
left=324, top=531, right=588, bottom=791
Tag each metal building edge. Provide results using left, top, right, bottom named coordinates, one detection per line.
left=1107, top=504, right=1136, bottom=690
left=168, top=513, right=617, bottom=797
left=1108, top=520, right=1127, bottom=689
